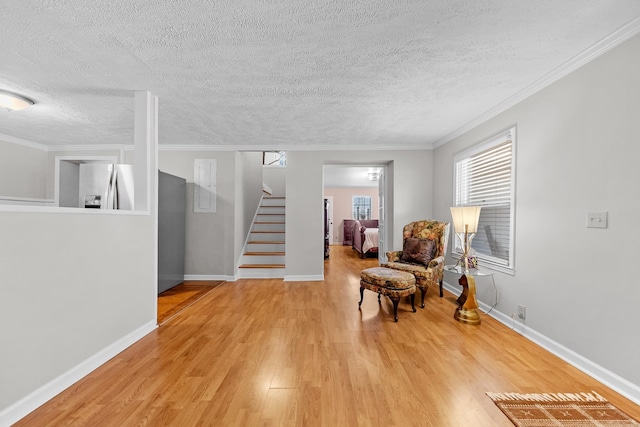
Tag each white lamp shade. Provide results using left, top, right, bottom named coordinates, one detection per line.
left=450, top=206, right=482, bottom=233
left=0, top=90, right=34, bottom=111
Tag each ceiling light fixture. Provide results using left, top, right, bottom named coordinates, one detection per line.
left=368, top=172, right=379, bottom=181
left=0, top=89, right=35, bottom=112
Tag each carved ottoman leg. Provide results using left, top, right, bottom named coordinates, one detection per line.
left=358, top=286, right=365, bottom=308
left=410, top=293, right=416, bottom=312
left=378, top=293, right=381, bottom=304
left=439, top=280, right=444, bottom=298
left=391, top=296, right=399, bottom=322
left=419, top=287, right=426, bottom=309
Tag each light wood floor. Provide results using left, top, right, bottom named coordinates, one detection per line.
left=16, top=245, right=640, bottom=426
left=157, top=280, right=225, bottom=325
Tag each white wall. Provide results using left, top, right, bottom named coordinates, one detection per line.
left=158, top=150, right=263, bottom=279
left=434, top=34, right=640, bottom=395
left=285, top=150, right=433, bottom=279
left=263, top=165, right=286, bottom=196
left=0, top=213, right=156, bottom=410
left=0, top=139, right=48, bottom=199
left=0, top=93, right=158, bottom=421
left=158, top=150, right=237, bottom=278
left=235, top=152, right=265, bottom=270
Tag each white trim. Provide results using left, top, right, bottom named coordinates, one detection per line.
left=184, top=274, right=236, bottom=282
left=0, top=132, right=48, bottom=151
left=0, top=132, right=136, bottom=153
left=442, top=280, right=640, bottom=405
left=53, top=155, right=119, bottom=207
left=451, top=127, right=516, bottom=273
left=159, top=144, right=433, bottom=152
left=0, top=196, right=55, bottom=205
left=48, top=144, right=135, bottom=152
left=283, top=274, right=324, bottom=282
left=0, top=321, right=157, bottom=427
left=433, top=16, right=640, bottom=149
left=0, top=204, right=150, bottom=215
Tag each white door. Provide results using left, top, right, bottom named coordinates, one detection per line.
left=378, top=169, right=385, bottom=264
left=325, top=196, right=334, bottom=245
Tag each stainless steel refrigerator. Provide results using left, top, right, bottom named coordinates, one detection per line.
left=78, top=163, right=135, bottom=210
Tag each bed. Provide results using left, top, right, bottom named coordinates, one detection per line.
left=352, top=219, right=379, bottom=258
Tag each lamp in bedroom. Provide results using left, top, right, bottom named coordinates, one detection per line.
left=450, top=206, right=481, bottom=273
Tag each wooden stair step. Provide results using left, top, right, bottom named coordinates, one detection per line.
left=244, top=251, right=285, bottom=256
left=264, top=196, right=285, bottom=199
left=239, top=264, right=285, bottom=268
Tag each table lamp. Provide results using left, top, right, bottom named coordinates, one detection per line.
left=450, top=206, right=481, bottom=273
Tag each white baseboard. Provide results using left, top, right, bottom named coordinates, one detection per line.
left=284, top=274, right=324, bottom=282
left=184, top=274, right=235, bottom=282
left=0, top=320, right=157, bottom=427
left=442, top=281, right=640, bottom=405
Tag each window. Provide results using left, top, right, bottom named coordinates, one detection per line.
left=453, top=128, right=516, bottom=273
left=352, top=196, right=372, bottom=220
left=263, top=151, right=286, bottom=166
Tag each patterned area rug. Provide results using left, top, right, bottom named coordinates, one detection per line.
left=487, top=391, right=640, bottom=426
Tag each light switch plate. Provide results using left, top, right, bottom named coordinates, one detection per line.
left=587, top=211, right=607, bottom=228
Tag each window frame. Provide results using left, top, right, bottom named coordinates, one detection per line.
left=263, top=151, right=286, bottom=166
left=352, top=195, right=372, bottom=220
left=451, top=127, right=516, bottom=275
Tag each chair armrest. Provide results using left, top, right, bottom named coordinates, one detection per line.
left=386, top=251, right=402, bottom=262
left=427, top=255, right=445, bottom=269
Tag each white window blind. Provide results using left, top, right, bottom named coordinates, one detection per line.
left=453, top=128, right=515, bottom=272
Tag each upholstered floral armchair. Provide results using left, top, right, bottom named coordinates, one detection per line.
left=383, top=220, right=450, bottom=308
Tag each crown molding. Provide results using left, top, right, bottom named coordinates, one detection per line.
left=433, top=16, right=640, bottom=149
left=48, top=144, right=134, bottom=152
left=0, top=132, right=48, bottom=151
left=0, top=133, right=136, bottom=152
left=159, top=143, right=433, bottom=152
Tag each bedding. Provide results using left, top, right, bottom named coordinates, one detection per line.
left=352, top=219, right=379, bottom=258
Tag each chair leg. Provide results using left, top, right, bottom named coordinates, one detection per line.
left=410, top=293, right=416, bottom=312
left=390, top=297, right=399, bottom=322
left=420, top=288, right=426, bottom=308
left=439, top=280, right=444, bottom=298
left=378, top=293, right=381, bottom=304
left=358, top=286, right=364, bottom=308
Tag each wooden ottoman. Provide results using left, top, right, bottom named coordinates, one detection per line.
left=359, top=267, right=417, bottom=322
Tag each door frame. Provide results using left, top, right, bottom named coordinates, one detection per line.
left=322, top=163, right=390, bottom=261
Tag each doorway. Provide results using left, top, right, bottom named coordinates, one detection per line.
left=322, top=164, right=389, bottom=259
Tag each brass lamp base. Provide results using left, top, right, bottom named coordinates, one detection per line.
left=454, top=275, right=481, bottom=325
left=454, top=307, right=481, bottom=325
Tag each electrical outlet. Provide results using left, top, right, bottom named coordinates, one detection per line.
left=517, top=304, right=526, bottom=320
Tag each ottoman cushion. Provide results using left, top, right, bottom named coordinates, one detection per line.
left=360, top=267, right=415, bottom=290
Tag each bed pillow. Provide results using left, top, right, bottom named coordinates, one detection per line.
left=401, top=238, right=436, bottom=266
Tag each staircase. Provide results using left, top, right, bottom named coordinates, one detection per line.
left=238, top=196, right=285, bottom=278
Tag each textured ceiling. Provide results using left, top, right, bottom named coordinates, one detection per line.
left=1, top=1, right=640, bottom=149
left=324, top=165, right=381, bottom=188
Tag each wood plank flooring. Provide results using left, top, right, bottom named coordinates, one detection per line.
left=16, top=245, right=640, bottom=426
left=157, top=280, right=225, bottom=325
